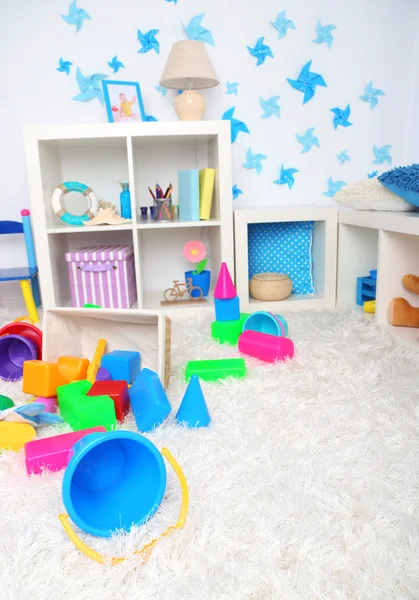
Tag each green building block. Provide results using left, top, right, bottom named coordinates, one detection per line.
left=0, top=395, right=14, bottom=410
left=185, top=358, right=246, bottom=382
left=83, top=303, right=101, bottom=308
left=57, top=380, right=116, bottom=432
left=211, top=313, right=250, bottom=345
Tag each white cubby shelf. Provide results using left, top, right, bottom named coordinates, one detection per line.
left=234, top=207, right=338, bottom=313
left=337, top=209, right=419, bottom=349
left=25, top=121, right=234, bottom=315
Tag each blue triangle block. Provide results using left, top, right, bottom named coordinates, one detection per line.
left=129, top=368, right=171, bottom=432
left=176, top=375, right=210, bottom=428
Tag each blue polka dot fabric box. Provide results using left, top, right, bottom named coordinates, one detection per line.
left=248, top=221, right=315, bottom=295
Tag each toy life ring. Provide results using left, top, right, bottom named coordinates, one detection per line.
left=52, top=181, right=98, bottom=226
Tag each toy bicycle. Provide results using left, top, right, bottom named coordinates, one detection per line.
left=163, top=278, right=203, bottom=302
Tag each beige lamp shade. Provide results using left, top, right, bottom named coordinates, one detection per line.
left=160, top=40, right=219, bottom=90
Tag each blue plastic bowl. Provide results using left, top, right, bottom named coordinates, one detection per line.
left=242, top=312, right=289, bottom=337
left=62, top=431, right=167, bottom=538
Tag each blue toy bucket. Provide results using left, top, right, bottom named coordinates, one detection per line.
left=62, top=431, right=167, bottom=538
left=242, top=312, right=289, bottom=337
left=60, top=432, right=189, bottom=564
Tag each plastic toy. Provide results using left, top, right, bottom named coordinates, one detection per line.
left=129, top=368, right=171, bottom=432
left=24, top=426, right=106, bottom=475
left=57, top=380, right=116, bottom=432
left=23, top=360, right=67, bottom=398
left=214, top=296, right=240, bottom=322
left=242, top=312, right=288, bottom=337
left=59, top=431, right=189, bottom=565
left=83, top=303, right=101, bottom=308
left=363, top=300, right=376, bottom=314
left=0, top=317, right=43, bottom=359
left=356, top=269, right=377, bottom=306
left=238, top=330, right=295, bottom=363
left=51, top=181, right=98, bottom=226
left=101, top=350, right=141, bottom=384
left=96, top=367, right=112, bottom=381
left=214, top=262, right=236, bottom=299
left=183, top=240, right=210, bottom=297
left=0, top=210, right=41, bottom=323
left=88, top=380, right=129, bottom=422
left=185, top=358, right=247, bottom=382
left=0, top=334, right=38, bottom=381
left=86, top=338, right=107, bottom=383
left=0, top=422, right=36, bottom=452
left=211, top=313, right=250, bottom=345
left=176, top=375, right=210, bottom=428
left=35, top=396, right=58, bottom=413
left=0, top=395, right=14, bottom=410
left=58, top=356, right=90, bottom=382
left=0, top=403, right=63, bottom=427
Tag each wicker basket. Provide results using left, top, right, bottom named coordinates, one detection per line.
left=249, top=272, right=292, bottom=301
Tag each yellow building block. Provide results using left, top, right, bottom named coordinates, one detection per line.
left=87, top=339, right=107, bottom=383
left=0, top=422, right=36, bottom=452
left=58, top=356, right=90, bottom=383
left=23, top=360, right=67, bottom=398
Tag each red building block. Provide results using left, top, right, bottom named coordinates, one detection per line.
left=87, top=380, right=129, bottom=422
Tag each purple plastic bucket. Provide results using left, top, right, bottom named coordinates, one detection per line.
left=0, top=334, right=38, bottom=381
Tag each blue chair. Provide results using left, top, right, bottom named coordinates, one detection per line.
left=0, top=209, right=41, bottom=322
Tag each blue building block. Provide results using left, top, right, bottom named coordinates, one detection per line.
left=101, top=350, right=141, bottom=384
left=176, top=375, right=210, bottom=428
left=129, top=368, right=171, bottom=432
left=215, top=296, right=240, bottom=322
left=356, top=273, right=377, bottom=306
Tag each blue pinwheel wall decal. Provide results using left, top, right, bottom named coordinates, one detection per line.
left=226, top=82, right=239, bottom=96
left=360, top=82, right=385, bottom=109
left=72, top=68, right=107, bottom=104
left=222, top=107, right=250, bottom=143
left=336, top=150, right=350, bottom=165
left=260, top=96, right=280, bottom=119
left=313, top=21, right=336, bottom=48
left=271, top=10, right=296, bottom=40
left=287, top=61, right=327, bottom=103
left=247, top=37, right=274, bottom=66
left=372, top=145, right=392, bottom=165
left=323, top=177, right=347, bottom=196
left=296, top=128, right=320, bottom=153
left=108, top=56, right=124, bottom=73
left=242, top=149, right=268, bottom=175
left=274, top=166, right=299, bottom=189
left=232, top=185, right=243, bottom=200
left=61, top=0, right=91, bottom=32
left=331, top=105, right=352, bottom=129
left=184, top=14, right=215, bottom=46
left=137, top=29, right=160, bottom=54
left=57, top=58, right=73, bottom=75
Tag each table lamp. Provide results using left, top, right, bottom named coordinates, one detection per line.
left=160, top=40, right=219, bottom=121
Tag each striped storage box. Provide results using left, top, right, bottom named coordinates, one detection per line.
left=65, top=245, right=137, bottom=309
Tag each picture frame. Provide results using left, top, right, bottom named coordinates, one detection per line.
left=102, top=80, right=152, bottom=123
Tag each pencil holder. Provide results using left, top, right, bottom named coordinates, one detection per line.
left=154, top=199, right=172, bottom=222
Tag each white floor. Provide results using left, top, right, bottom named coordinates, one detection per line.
left=0, top=308, right=419, bottom=599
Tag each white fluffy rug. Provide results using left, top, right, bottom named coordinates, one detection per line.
left=1, top=308, right=419, bottom=600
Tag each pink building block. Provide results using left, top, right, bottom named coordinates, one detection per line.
left=214, top=262, right=237, bottom=300
left=24, top=426, right=106, bottom=475
left=238, top=330, right=294, bottom=363
left=35, top=396, right=58, bottom=414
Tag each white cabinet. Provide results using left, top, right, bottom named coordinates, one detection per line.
left=25, top=121, right=234, bottom=315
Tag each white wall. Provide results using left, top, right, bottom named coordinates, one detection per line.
left=0, top=0, right=418, bottom=297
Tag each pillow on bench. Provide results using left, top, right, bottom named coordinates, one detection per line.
left=334, top=177, right=414, bottom=211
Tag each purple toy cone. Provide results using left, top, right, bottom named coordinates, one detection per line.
left=176, top=375, right=210, bottom=428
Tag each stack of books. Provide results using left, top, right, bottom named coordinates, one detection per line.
left=178, top=168, right=215, bottom=222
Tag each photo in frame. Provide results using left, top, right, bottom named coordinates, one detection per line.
left=102, top=80, right=157, bottom=123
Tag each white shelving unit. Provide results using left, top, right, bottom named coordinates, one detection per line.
left=337, top=209, right=419, bottom=348
left=25, top=121, right=234, bottom=315
left=234, top=207, right=338, bottom=312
